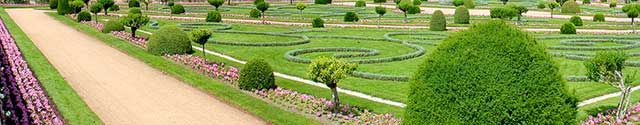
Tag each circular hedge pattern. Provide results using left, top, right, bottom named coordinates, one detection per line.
left=177, top=23, right=232, bottom=30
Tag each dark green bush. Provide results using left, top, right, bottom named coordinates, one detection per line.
left=238, top=59, right=276, bottom=90
left=407, top=5, right=421, bottom=14
left=69, top=0, right=84, bottom=13
left=315, top=0, right=331, bottom=4
left=452, top=0, right=463, bottom=6
left=593, top=13, right=605, bottom=22
left=206, top=11, right=222, bottom=22
left=129, top=0, right=140, bottom=7
left=312, top=17, right=324, bottom=28
left=102, top=19, right=125, bottom=33
left=344, top=12, right=359, bottom=22
left=168, top=1, right=174, bottom=6
left=249, top=8, right=261, bottom=18
left=570, top=16, right=583, bottom=26
left=561, top=22, right=577, bottom=34
left=404, top=20, right=578, bottom=125
left=109, top=4, right=120, bottom=11
left=430, top=10, right=446, bottom=31
left=463, top=0, right=475, bottom=8
left=49, top=0, right=57, bottom=9
left=147, top=26, right=193, bottom=55
left=129, top=7, right=142, bottom=15
left=561, top=0, right=581, bottom=14
left=56, top=0, right=71, bottom=15
left=356, top=0, right=366, bottom=7
left=253, top=0, right=264, bottom=5
left=610, top=2, right=616, bottom=8
left=171, top=4, right=185, bottom=14
left=374, top=0, right=386, bottom=3
left=77, top=11, right=91, bottom=22
left=413, top=0, right=421, bottom=5
left=454, top=6, right=469, bottom=24
left=583, top=0, right=590, bottom=4
left=490, top=7, right=516, bottom=19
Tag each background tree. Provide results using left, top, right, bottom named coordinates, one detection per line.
left=375, top=6, right=386, bottom=25
left=109, top=4, right=120, bottom=12
left=256, top=2, right=269, bottom=23
left=623, top=4, right=640, bottom=33
left=98, top=0, right=115, bottom=15
left=208, top=0, right=224, bottom=11
left=189, top=29, right=212, bottom=60
left=308, top=57, right=357, bottom=114
left=82, top=0, right=89, bottom=6
left=537, top=1, right=546, bottom=9
left=547, top=1, right=559, bottom=18
left=500, top=0, right=508, bottom=5
left=463, top=0, right=475, bottom=8
left=397, top=0, right=413, bottom=23
left=356, top=0, right=367, bottom=7
left=121, top=14, right=150, bottom=38
left=90, top=3, right=103, bottom=21
left=296, top=2, right=306, bottom=18
left=129, top=0, right=141, bottom=8
left=585, top=51, right=632, bottom=120
left=141, top=0, right=151, bottom=10
left=508, top=4, right=528, bottom=25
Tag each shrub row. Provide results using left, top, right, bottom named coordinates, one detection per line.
left=176, top=23, right=232, bottom=30
left=384, top=32, right=447, bottom=45
left=548, top=39, right=640, bottom=51
left=351, top=71, right=409, bottom=81
left=285, top=47, right=380, bottom=63
left=209, top=30, right=310, bottom=46
left=285, top=43, right=425, bottom=64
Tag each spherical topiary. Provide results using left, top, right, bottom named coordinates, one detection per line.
left=249, top=8, right=261, bottom=18
left=129, top=7, right=142, bottom=15
left=206, top=11, right=222, bottom=22
left=168, top=1, right=175, bottom=6
left=312, top=17, right=324, bottom=28
left=404, top=20, right=578, bottom=125
left=374, top=0, right=386, bottom=3
left=593, top=13, right=605, bottom=22
left=454, top=6, right=470, bottom=24
left=430, top=10, right=446, bottom=31
left=49, top=0, right=58, bottom=9
left=77, top=11, right=91, bottom=22
left=407, top=5, right=421, bottom=14
left=109, top=4, right=120, bottom=11
left=102, top=19, right=125, bottom=33
left=344, top=12, right=359, bottom=22
left=356, top=0, right=366, bottom=7
left=129, top=0, right=140, bottom=7
left=57, top=0, right=71, bottom=15
left=238, top=59, right=276, bottom=90
left=561, top=22, right=577, bottom=34
left=561, top=0, right=581, bottom=14
left=171, top=4, right=185, bottom=14
left=609, top=1, right=616, bottom=8
left=569, top=16, right=583, bottom=26
left=452, top=0, right=464, bottom=6
left=315, top=0, right=331, bottom=4
left=463, top=0, right=475, bottom=8
left=147, top=26, right=193, bottom=55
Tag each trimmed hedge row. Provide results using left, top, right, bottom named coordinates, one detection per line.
left=548, top=39, right=640, bottom=51
left=351, top=71, right=409, bottom=81
left=176, top=23, right=232, bottom=30
left=384, top=32, right=448, bottom=45
left=285, top=47, right=380, bottom=63
left=209, top=30, right=310, bottom=46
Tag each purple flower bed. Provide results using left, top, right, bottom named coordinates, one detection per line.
left=0, top=19, right=63, bottom=125
left=583, top=104, right=640, bottom=125
left=110, top=31, right=148, bottom=48
left=166, top=54, right=239, bottom=82
left=80, top=21, right=104, bottom=31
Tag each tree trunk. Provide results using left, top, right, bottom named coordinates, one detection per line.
left=131, top=27, right=137, bottom=38
left=330, top=87, right=340, bottom=114
left=227, top=0, right=230, bottom=5
left=615, top=71, right=631, bottom=120
left=632, top=18, right=636, bottom=34
left=202, top=44, right=206, bottom=62
left=290, top=0, right=292, bottom=4
left=550, top=9, right=553, bottom=18
left=517, top=15, right=521, bottom=25
left=104, top=9, right=108, bottom=16
left=403, top=12, right=407, bottom=23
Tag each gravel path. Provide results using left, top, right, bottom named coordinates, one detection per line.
left=6, top=9, right=265, bottom=125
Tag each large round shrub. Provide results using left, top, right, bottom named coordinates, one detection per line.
left=404, top=20, right=578, bottom=124
left=57, top=0, right=71, bottom=15
left=77, top=11, right=91, bottom=22
left=238, top=59, right=276, bottom=90
left=206, top=11, right=222, bottom=22
left=430, top=10, right=446, bottom=31
left=171, top=4, right=185, bottom=14
left=313, top=17, right=324, bottom=28
left=129, top=0, right=140, bottom=7
left=49, top=0, right=57, bottom=9
left=344, top=12, right=359, bottom=22
left=147, top=26, right=193, bottom=55
left=561, top=22, right=577, bottom=34
left=102, top=19, right=125, bottom=33
left=561, top=0, right=581, bottom=14
left=593, top=13, right=605, bottom=22
left=454, top=6, right=469, bottom=24
left=249, top=8, right=261, bottom=18
left=569, top=16, right=583, bottom=26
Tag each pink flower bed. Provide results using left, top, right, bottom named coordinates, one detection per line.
left=583, top=104, right=640, bottom=125
left=165, top=54, right=239, bottom=82
left=0, top=18, right=63, bottom=125
left=81, top=21, right=104, bottom=30
left=110, top=31, right=148, bottom=48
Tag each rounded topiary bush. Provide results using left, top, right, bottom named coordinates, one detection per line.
left=561, top=0, right=581, bottom=14
left=206, top=11, right=222, bottom=22
left=344, top=12, right=359, bottom=22
left=148, top=26, right=193, bottom=55
left=355, top=0, right=366, bottom=7
left=404, top=20, right=578, bottom=125
left=129, top=0, right=140, bottom=7
left=171, top=4, right=185, bottom=14
left=407, top=5, right=421, bottom=14
left=57, top=0, right=71, bottom=15
left=570, top=16, right=583, bottom=26
left=77, top=11, right=91, bottom=22
left=49, top=0, right=57, bottom=9
left=593, top=13, right=605, bottom=22
left=312, top=17, right=324, bottom=28
left=582, top=0, right=590, bottom=4
left=452, top=0, right=463, bottom=6
left=561, top=22, right=577, bottom=34
left=250, top=8, right=261, bottom=18
left=129, top=7, right=142, bottom=15
left=463, top=0, right=475, bottom=8
left=102, top=19, right=125, bottom=33
left=609, top=1, right=616, bottom=8
left=109, top=4, right=120, bottom=12
left=430, top=10, right=446, bottom=31
left=238, top=59, right=276, bottom=90
left=454, top=6, right=469, bottom=24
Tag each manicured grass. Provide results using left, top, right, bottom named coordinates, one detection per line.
left=0, top=8, right=103, bottom=125
left=47, top=12, right=323, bottom=125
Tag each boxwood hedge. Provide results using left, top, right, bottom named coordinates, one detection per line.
left=238, top=59, right=276, bottom=90
left=147, top=26, right=193, bottom=55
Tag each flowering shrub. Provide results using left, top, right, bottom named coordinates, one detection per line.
left=110, top=31, right=147, bottom=48
left=583, top=104, right=640, bottom=125
left=165, top=55, right=239, bottom=82
left=0, top=19, right=64, bottom=125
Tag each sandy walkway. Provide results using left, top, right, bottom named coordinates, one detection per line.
left=6, top=9, right=265, bottom=125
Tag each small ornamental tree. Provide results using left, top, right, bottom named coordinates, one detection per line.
left=90, top=3, right=103, bottom=21
left=148, top=26, right=193, bottom=55
left=312, top=17, right=324, bottom=28
left=141, top=0, right=151, bottom=10
left=109, top=4, right=120, bottom=12
left=463, top=0, right=475, bottom=8
left=404, top=20, right=578, bottom=124
left=344, top=12, right=359, bottom=22
left=623, top=4, right=640, bottom=33
left=189, top=29, right=212, bottom=60
left=490, top=7, right=516, bottom=20
left=374, top=0, right=386, bottom=3
left=296, top=2, right=306, bottom=17
left=308, top=57, right=357, bottom=114
left=121, top=14, right=150, bottom=38
left=547, top=1, right=559, bottom=18
left=70, top=0, right=85, bottom=14
left=375, top=6, right=387, bottom=25
left=561, top=0, right=581, bottom=14
left=430, top=10, right=446, bottom=31
left=560, top=22, right=576, bottom=34
left=256, top=2, right=270, bottom=22
left=208, top=0, right=224, bottom=11
left=570, top=16, right=583, bottom=26
left=413, top=0, right=421, bottom=5
left=206, top=11, right=222, bottom=22
left=508, top=4, right=528, bottom=25
left=397, top=0, right=413, bottom=23
left=585, top=51, right=632, bottom=120
left=129, top=0, right=141, bottom=8
left=98, top=0, right=115, bottom=15
left=49, top=0, right=57, bottom=9
left=454, top=6, right=470, bottom=24
left=57, top=0, right=71, bottom=15
left=249, top=8, right=261, bottom=18
left=239, top=59, right=276, bottom=90
left=593, top=13, right=605, bottom=22
left=356, top=0, right=367, bottom=7
left=77, top=11, right=91, bottom=22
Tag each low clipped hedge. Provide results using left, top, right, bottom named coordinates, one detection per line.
left=561, top=0, right=581, bottom=14
left=315, top=0, right=331, bottom=4
left=147, top=26, right=193, bottom=55
left=351, top=71, right=409, bottom=81
left=561, top=22, right=577, bottom=34
left=249, top=9, right=261, bottom=18
left=206, top=11, right=222, bottom=22
left=77, top=11, right=91, bottom=22
left=570, top=16, right=583, bottom=26
left=312, top=17, right=324, bottom=28
left=209, top=30, right=310, bottom=46
left=285, top=43, right=425, bottom=64
left=593, top=13, right=605, bottom=22
left=454, top=6, right=470, bottom=24
left=238, top=59, right=276, bottom=90
left=548, top=39, right=640, bottom=51
left=384, top=32, right=447, bottom=45
left=430, top=10, right=446, bottom=31
left=102, top=19, right=125, bottom=33
left=344, top=12, right=359, bottom=22
left=171, top=4, right=185, bottom=14
left=177, top=23, right=232, bottom=31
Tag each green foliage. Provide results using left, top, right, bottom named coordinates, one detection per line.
left=253, top=0, right=264, bottom=5
left=548, top=1, right=560, bottom=9
left=189, top=29, right=212, bottom=45
left=561, top=0, right=581, bottom=14
left=412, top=0, right=421, bottom=5
left=610, top=1, right=616, bottom=8
left=314, top=0, right=331, bottom=4
left=452, top=0, right=463, bottom=6
left=593, top=13, right=605, bottom=22
left=98, top=0, right=115, bottom=15
left=344, top=11, right=359, bottom=22
left=148, top=26, right=193, bottom=55
left=129, top=7, right=142, bottom=15
left=121, top=14, right=150, bottom=37
left=374, top=0, right=386, bottom=3
left=501, top=0, right=508, bottom=4
left=49, top=0, right=57, bottom=9
left=308, top=57, right=357, bottom=89
left=407, top=5, right=421, bottom=14
left=109, top=4, right=120, bottom=12
left=430, top=10, right=446, bottom=31
left=239, top=59, right=276, bottom=90
left=69, top=0, right=84, bottom=13
left=537, top=1, right=546, bottom=9
left=585, top=51, right=627, bottom=83
left=312, top=17, right=324, bottom=28
left=570, top=16, right=583, bottom=26
left=208, top=0, right=224, bottom=10
left=90, top=3, right=103, bottom=15
left=454, top=6, right=469, bottom=24
left=296, top=2, right=306, bottom=11
left=57, top=0, right=70, bottom=15
left=102, top=19, right=125, bottom=33
left=206, top=11, right=222, bottom=22
left=404, top=20, right=578, bottom=125
left=129, top=0, right=140, bottom=7
left=256, top=2, right=269, bottom=12
left=463, top=0, right=475, bottom=8
left=168, top=1, right=174, bottom=6
left=490, top=7, right=516, bottom=19
left=627, top=9, right=639, bottom=18
left=622, top=4, right=640, bottom=13
left=356, top=0, right=367, bottom=7
left=249, top=8, right=261, bottom=18
left=561, top=22, right=577, bottom=34
left=601, top=0, right=607, bottom=2
left=171, top=4, right=185, bottom=14
left=76, top=11, right=91, bottom=22
left=375, top=6, right=387, bottom=16
left=582, top=0, right=590, bottom=4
